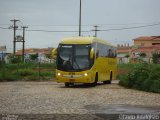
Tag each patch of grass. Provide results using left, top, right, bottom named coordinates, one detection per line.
left=39, top=63, right=56, bottom=68
left=0, top=71, right=20, bottom=81
left=0, top=63, right=56, bottom=81
left=117, top=63, right=136, bottom=80
left=117, top=63, right=136, bottom=70
left=16, top=68, right=35, bottom=76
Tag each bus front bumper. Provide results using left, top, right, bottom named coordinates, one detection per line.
left=56, top=70, right=93, bottom=83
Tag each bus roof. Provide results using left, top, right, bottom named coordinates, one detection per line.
left=59, top=36, right=114, bottom=46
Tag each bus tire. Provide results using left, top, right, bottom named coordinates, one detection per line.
left=65, top=82, right=70, bottom=87
left=103, top=80, right=108, bottom=84
left=103, top=72, right=112, bottom=84
left=108, top=72, right=112, bottom=84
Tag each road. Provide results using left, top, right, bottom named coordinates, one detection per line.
left=0, top=80, right=160, bottom=120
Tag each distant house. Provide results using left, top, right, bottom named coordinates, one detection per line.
left=0, top=53, right=6, bottom=63
left=0, top=53, right=11, bottom=63
left=131, top=36, right=160, bottom=63
left=117, top=44, right=131, bottom=63
left=133, top=36, right=160, bottom=46
left=116, top=36, right=160, bottom=63
left=16, top=48, right=55, bottom=63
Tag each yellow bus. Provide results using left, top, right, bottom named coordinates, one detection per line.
left=52, top=37, right=117, bottom=87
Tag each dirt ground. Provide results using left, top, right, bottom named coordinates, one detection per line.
left=0, top=80, right=160, bottom=120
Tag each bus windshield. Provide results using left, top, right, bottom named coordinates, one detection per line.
left=57, top=44, right=91, bottom=71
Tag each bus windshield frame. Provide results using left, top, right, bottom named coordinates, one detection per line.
left=57, top=44, right=92, bottom=72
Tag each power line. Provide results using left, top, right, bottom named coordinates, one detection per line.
left=24, top=22, right=160, bottom=33
left=26, top=29, right=91, bottom=33
left=0, top=27, right=91, bottom=32
left=0, top=24, right=10, bottom=26
left=88, top=22, right=160, bottom=26
left=12, top=21, right=160, bottom=27
left=99, top=22, right=160, bottom=32
left=1, top=22, right=160, bottom=33
left=0, top=26, right=9, bottom=29
left=1, top=21, right=160, bottom=27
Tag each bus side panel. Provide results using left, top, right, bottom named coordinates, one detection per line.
left=93, top=57, right=117, bottom=82
left=108, top=58, right=117, bottom=80
left=93, top=57, right=110, bottom=81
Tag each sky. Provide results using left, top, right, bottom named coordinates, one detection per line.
left=0, top=0, right=160, bottom=52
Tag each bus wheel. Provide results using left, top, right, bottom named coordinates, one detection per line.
left=65, top=82, right=70, bottom=87
left=91, top=73, right=98, bottom=87
left=108, top=72, right=112, bottom=84
left=103, top=80, right=108, bottom=84
left=103, top=72, right=112, bottom=84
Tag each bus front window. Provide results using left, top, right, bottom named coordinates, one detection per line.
left=57, top=44, right=91, bottom=71
left=73, top=45, right=90, bottom=70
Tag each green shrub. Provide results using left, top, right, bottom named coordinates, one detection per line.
left=152, top=53, right=160, bottom=64
left=149, top=80, right=160, bottom=93
left=8, top=55, right=22, bottom=64
left=119, top=75, right=130, bottom=87
left=142, top=78, right=152, bottom=91
left=30, top=54, right=38, bottom=61
left=149, top=65, right=160, bottom=80
left=119, top=63, right=160, bottom=93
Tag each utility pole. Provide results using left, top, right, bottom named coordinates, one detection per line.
left=22, top=26, right=28, bottom=62
left=93, top=25, right=99, bottom=37
left=10, top=19, right=20, bottom=55
left=79, top=0, right=82, bottom=36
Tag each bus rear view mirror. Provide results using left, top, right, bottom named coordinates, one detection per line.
left=52, top=48, right=57, bottom=58
left=90, top=48, right=94, bottom=59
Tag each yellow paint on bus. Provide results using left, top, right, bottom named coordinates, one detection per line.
left=53, top=36, right=117, bottom=87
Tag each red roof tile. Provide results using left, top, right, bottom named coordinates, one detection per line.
left=117, top=49, right=130, bottom=53
left=117, top=46, right=131, bottom=53
left=131, top=45, right=160, bottom=52
left=16, top=48, right=54, bottom=55
left=134, top=36, right=160, bottom=41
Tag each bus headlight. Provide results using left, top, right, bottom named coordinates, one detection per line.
left=84, top=73, right=88, bottom=77
left=57, top=73, right=61, bottom=76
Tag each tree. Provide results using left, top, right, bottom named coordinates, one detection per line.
left=152, top=53, right=160, bottom=64
left=138, top=53, right=147, bottom=63
left=8, top=54, right=21, bottom=63
left=125, top=54, right=129, bottom=58
left=139, top=53, right=146, bottom=58
left=30, top=53, right=38, bottom=61
left=45, top=54, right=51, bottom=59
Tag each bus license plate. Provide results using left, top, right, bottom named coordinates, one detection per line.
left=69, top=79, right=75, bottom=82
left=69, top=72, right=75, bottom=75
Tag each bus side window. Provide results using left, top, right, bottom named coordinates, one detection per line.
left=108, top=49, right=115, bottom=57
left=96, top=50, right=99, bottom=58
left=113, top=50, right=117, bottom=57
left=108, top=49, right=111, bottom=57
left=105, top=46, right=109, bottom=57
left=115, top=52, right=117, bottom=57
